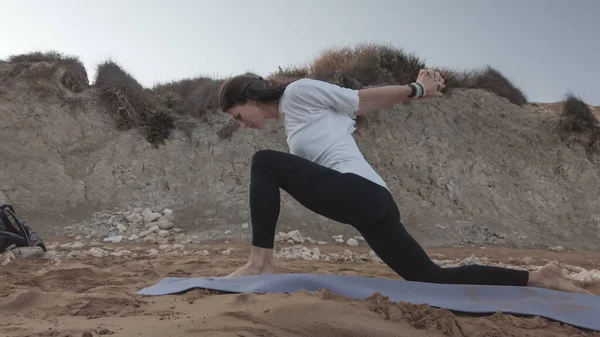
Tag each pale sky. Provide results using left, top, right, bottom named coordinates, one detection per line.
left=1, top=0, right=598, bottom=105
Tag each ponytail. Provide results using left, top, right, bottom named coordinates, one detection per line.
left=219, top=74, right=299, bottom=112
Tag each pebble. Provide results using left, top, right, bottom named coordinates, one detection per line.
left=346, top=238, right=359, bottom=247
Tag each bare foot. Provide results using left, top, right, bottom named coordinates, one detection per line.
left=225, top=262, right=274, bottom=278
left=530, top=262, right=592, bottom=295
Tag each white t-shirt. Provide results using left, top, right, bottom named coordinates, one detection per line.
left=278, top=78, right=388, bottom=189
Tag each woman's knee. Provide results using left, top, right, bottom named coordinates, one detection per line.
left=251, top=149, right=280, bottom=171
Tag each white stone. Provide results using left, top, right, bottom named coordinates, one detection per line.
left=317, top=241, right=327, bottom=245
left=241, top=222, right=249, bottom=230
left=128, top=234, right=139, bottom=241
left=549, top=245, right=565, bottom=252
left=224, top=230, right=232, bottom=235
left=222, top=249, right=232, bottom=256
left=103, top=235, right=122, bottom=243
left=172, top=244, right=184, bottom=251
left=346, top=238, right=359, bottom=247
left=116, top=224, right=128, bottom=233
left=147, top=249, right=159, bottom=255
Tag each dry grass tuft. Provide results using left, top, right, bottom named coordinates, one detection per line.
left=6, top=50, right=89, bottom=93
left=310, top=43, right=425, bottom=89
left=94, top=60, right=174, bottom=146
left=152, top=77, right=223, bottom=116
left=444, top=66, right=527, bottom=106
left=560, top=93, right=599, bottom=134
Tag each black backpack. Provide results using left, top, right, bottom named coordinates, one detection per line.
left=0, top=204, right=46, bottom=253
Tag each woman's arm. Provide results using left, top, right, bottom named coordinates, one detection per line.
left=356, top=85, right=415, bottom=116
left=356, top=69, right=445, bottom=116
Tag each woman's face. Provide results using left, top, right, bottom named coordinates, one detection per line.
left=228, top=102, right=267, bottom=129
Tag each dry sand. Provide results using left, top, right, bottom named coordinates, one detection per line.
left=2, top=242, right=600, bottom=337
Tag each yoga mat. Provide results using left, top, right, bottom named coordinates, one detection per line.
left=137, top=273, right=600, bottom=331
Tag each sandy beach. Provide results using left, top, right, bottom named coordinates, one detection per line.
left=2, top=241, right=600, bottom=337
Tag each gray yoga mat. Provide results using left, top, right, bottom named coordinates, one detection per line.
left=137, top=273, right=600, bottom=331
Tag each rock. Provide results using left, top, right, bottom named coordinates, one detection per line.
left=116, top=224, right=128, bottom=233
left=128, top=234, right=139, bottom=241
left=332, top=235, right=344, bottom=243
left=172, top=228, right=183, bottom=233
left=110, top=250, right=131, bottom=257
left=1, top=251, right=16, bottom=266
left=143, top=235, right=157, bottom=244
left=103, top=235, right=122, bottom=243
left=11, top=247, right=45, bottom=259
left=222, top=249, right=232, bottom=256
left=286, top=230, right=304, bottom=243
left=317, top=241, right=327, bottom=245
left=61, top=242, right=85, bottom=250
left=157, top=218, right=174, bottom=230
left=159, top=244, right=172, bottom=251
left=241, top=222, right=249, bottom=230
left=142, top=208, right=162, bottom=224
left=147, top=249, right=159, bottom=255
left=162, top=208, right=173, bottom=218
left=522, top=256, right=534, bottom=264
left=156, top=237, right=169, bottom=245
left=346, top=238, right=359, bottom=247
left=158, top=230, right=170, bottom=237
left=88, top=248, right=107, bottom=258
left=138, top=228, right=154, bottom=238
left=172, top=244, right=184, bottom=251
left=126, top=213, right=142, bottom=224
left=458, top=255, right=487, bottom=266
left=549, top=245, right=565, bottom=252
left=224, top=230, right=232, bottom=235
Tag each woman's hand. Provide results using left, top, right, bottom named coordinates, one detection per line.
left=416, top=68, right=445, bottom=98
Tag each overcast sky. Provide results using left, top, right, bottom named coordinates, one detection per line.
left=1, top=0, right=598, bottom=105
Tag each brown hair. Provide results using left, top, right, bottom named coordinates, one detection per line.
left=219, top=74, right=298, bottom=113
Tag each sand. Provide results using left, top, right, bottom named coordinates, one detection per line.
left=2, top=243, right=600, bottom=337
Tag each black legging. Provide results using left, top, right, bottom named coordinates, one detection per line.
left=249, top=149, right=529, bottom=286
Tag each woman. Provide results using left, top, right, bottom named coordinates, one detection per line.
left=218, top=69, right=590, bottom=294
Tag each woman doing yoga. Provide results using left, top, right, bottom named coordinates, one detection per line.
left=218, top=69, right=590, bottom=294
